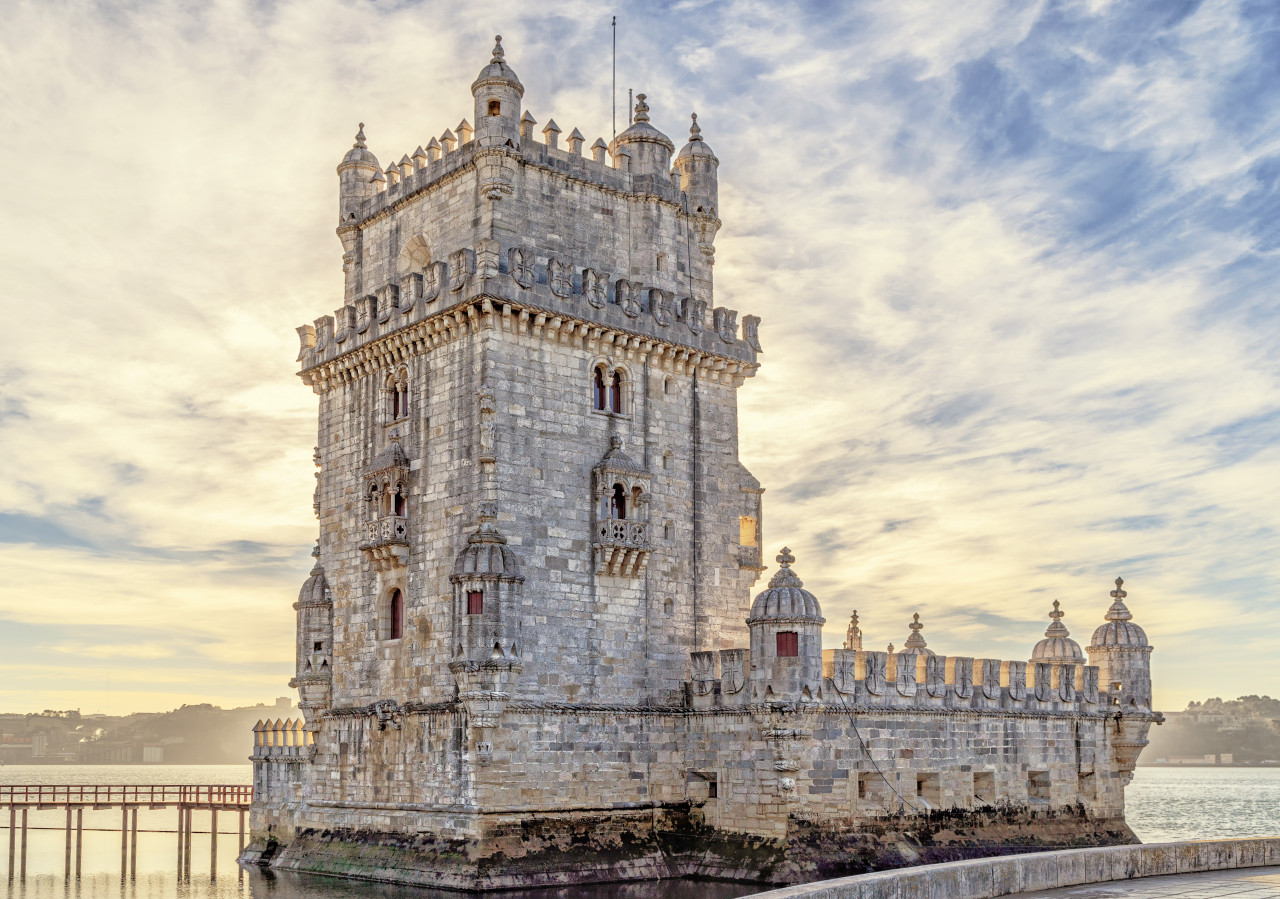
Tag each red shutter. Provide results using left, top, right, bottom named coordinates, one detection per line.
left=777, top=631, right=799, bottom=657
left=467, top=591, right=484, bottom=615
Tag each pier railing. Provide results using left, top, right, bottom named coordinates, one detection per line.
left=1, top=784, right=252, bottom=808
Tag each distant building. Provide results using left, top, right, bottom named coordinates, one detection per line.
left=245, top=38, right=1162, bottom=891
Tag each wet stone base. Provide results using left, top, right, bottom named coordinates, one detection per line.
left=241, top=804, right=1138, bottom=892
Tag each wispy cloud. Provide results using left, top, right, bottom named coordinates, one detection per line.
left=0, top=0, right=1276, bottom=712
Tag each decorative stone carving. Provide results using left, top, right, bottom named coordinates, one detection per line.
left=864, top=651, right=886, bottom=695
left=334, top=305, right=356, bottom=344
left=1082, top=665, right=1099, bottom=703
left=650, top=288, right=673, bottom=326
left=591, top=436, right=651, bottom=577
left=844, top=611, right=862, bottom=651
left=690, top=651, right=716, bottom=696
left=981, top=659, right=1002, bottom=700
left=508, top=247, right=534, bottom=289
left=714, top=307, right=737, bottom=343
left=355, top=295, right=374, bottom=334
left=476, top=238, right=500, bottom=281
left=1059, top=665, right=1076, bottom=702
left=895, top=652, right=917, bottom=697
left=686, top=298, right=707, bottom=336
left=295, top=324, right=315, bottom=361
left=477, top=388, right=496, bottom=463
left=371, top=700, right=404, bottom=731
left=376, top=283, right=399, bottom=324
left=951, top=657, right=974, bottom=699
left=615, top=279, right=642, bottom=317
left=1006, top=660, right=1028, bottom=701
left=1034, top=662, right=1054, bottom=702
left=398, top=273, right=422, bottom=315
left=449, top=248, right=475, bottom=291
left=719, top=648, right=747, bottom=695
left=548, top=258, right=573, bottom=298
left=926, top=654, right=947, bottom=698
left=583, top=268, right=607, bottom=308
left=742, top=314, right=762, bottom=352
left=830, top=648, right=857, bottom=695
left=423, top=260, right=446, bottom=302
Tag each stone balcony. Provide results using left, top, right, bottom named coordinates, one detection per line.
left=593, top=519, right=650, bottom=577
left=359, top=515, right=409, bottom=570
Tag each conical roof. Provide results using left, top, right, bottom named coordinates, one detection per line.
left=748, top=548, right=823, bottom=622
left=341, top=123, right=379, bottom=168
left=297, top=559, right=330, bottom=606
left=614, top=94, right=674, bottom=153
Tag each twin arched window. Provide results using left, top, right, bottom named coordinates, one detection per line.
left=601, top=482, right=644, bottom=520
left=370, top=483, right=407, bottom=518
left=592, top=365, right=625, bottom=414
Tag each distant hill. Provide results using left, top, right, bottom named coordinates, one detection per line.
left=0, top=698, right=299, bottom=764
left=1145, top=695, right=1280, bottom=765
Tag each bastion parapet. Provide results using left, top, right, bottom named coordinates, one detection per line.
left=244, top=37, right=1162, bottom=891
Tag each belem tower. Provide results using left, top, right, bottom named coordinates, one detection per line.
left=243, top=38, right=1162, bottom=890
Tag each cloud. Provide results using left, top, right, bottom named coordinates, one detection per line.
left=0, top=0, right=1276, bottom=713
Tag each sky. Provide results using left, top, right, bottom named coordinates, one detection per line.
left=0, top=0, right=1277, bottom=715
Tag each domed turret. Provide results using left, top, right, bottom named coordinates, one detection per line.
left=471, top=36, right=523, bottom=148
left=612, top=93, right=674, bottom=177
left=337, top=124, right=380, bottom=225
left=291, top=549, right=333, bottom=721
left=1087, top=577, right=1153, bottom=710
left=899, top=613, right=935, bottom=657
left=672, top=113, right=721, bottom=259
left=1031, top=600, right=1085, bottom=662
left=450, top=504, right=523, bottom=662
left=748, top=548, right=825, bottom=702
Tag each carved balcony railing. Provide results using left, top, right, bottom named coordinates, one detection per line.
left=360, top=515, right=409, bottom=570
left=593, top=519, right=650, bottom=577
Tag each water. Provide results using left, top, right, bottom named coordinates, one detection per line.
left=3, top=766, right=1278, bottom=898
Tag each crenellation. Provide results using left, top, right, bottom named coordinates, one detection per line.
left=248, top=37, right=1160, bottom=891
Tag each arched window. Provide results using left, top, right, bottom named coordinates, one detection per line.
left=610, top=483, right=627, bottom=520
left=386, top=371, right=409, bottom=422
left=393, top=488, right=406, bottom=517
left=388, top=589, right=404, bottom=640
left=391, top=388, right=401, bottom=419
left=609, top=370, right=624, bottom=413
left=631, top=485, right=643, bottom=514
left=593, top=366, right=607, bottom=411
left=776, top=631, right=799, bottom=657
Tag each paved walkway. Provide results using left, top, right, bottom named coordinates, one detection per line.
left=1024, top=867, right=1280, bottom=899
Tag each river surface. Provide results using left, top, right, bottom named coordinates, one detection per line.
left=2, top=765, right=1278, bottom=898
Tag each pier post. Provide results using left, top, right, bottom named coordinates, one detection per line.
left=210, top=808, right=218, bottom=875
left=64, top=804, right=71, bottom=878
left=238, top=808, right=245, bottom=854
left=130, top=807, right=138, bottom=877
left=176, top=803, right=184, bottom=873
left=121, top=805, right=128, bottom=876
left=7, top=805, right=13, bottom=880
left=19, top=809, right=27, bottom=879
left=184, top=806, right=193, bottom=875
left=75, top=807, right=83, bottom=878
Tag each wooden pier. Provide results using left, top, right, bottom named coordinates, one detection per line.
left=3, top=784, right=252, bottom=880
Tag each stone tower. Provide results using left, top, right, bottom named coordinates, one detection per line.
left=248, top=39, right=1160, bottom=891
left=292, top=35, right=764, bottom=726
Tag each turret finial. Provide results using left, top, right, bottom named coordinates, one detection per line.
left=491, top=35, right=505, bottom=63
left=1110, top=577, right=1127, bottom=601
left=1105, top=576, right=1134, bottom=622
left=354, top=123, right=367, bottom=149
left=1044, top=599, right=1071, bottom=637
left=634, top=93, right=650, bottom=123
left=844, top=610, right=862, bottom=650
left=776, top=547, right=794, bottom=568
left=689, top=113, right=702, bottom=141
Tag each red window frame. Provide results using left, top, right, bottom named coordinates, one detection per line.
left=467, top=591, right=484, bottom=616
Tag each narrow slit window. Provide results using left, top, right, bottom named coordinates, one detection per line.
left=610, top=370, right=623, bottom=413
left=467, top=591, right=484, bottom=615
left=389, top=589, right=404, bottom=640
left=593, top=366, right=607, bottom=411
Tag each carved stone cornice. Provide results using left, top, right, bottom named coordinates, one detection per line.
left=302, top=296, right=759, bottom=394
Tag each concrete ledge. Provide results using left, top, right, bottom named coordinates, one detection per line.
left=750, top=838, right=1280, bottom=899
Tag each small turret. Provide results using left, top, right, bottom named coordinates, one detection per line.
left=673, top=113, right=721, bottom=261
left=843, top=610, right=862, bottom=650
left=337, top=123, right=380, bottom=225
left=290, top=547, right=333, bottom=727
left=1087, top=577, right=1152, bottom=710
left=612, top=93, right=675, bottom=178
left=747, top=548, right=825, bottom=701
left=1031, top=600, right=1085, bottom=663
left=899, top=613, right=935, bottom=657
left=471, top=35, right=523, bottom=148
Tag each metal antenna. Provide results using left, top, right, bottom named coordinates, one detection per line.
left=611, top=16, right=617, bottom=141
